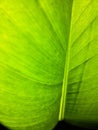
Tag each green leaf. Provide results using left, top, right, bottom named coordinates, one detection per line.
left=59, top=0, right=98, bottom=127
left=0, top=0, right=98, bottom=130
left=63, top=0, right=98, bottom=127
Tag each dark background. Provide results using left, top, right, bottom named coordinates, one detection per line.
left=53, top=120, right=98, bottom=130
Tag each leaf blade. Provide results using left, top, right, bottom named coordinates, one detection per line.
left=65, top=0, right=98, bottom=125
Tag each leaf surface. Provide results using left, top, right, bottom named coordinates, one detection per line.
left=63, top=0, right=98, bottom=126
left=0, top=0, right=72, bottom=129
left=0, top=0, right=98, bottom=130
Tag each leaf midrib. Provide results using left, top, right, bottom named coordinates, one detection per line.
left=59, top=0, right=73, bottom=120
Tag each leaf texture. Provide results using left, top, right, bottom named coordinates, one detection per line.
left=64, top=0, right=98, bottom=126
left=0, top=0, right=98, bottom=130
left=0, top=0, right=72, bottom=129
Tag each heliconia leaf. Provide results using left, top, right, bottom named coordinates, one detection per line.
left=0, top=0, right=73, bottom=129
left=64, top=0, right=98, bottom=127
left=0, top=0, right=98, bottom=130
